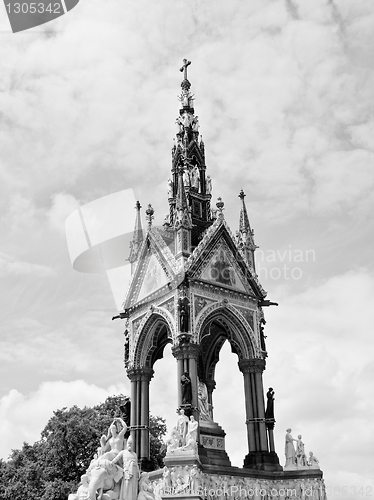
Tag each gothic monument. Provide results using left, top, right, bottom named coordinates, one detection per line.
left=71, top=60, right=327, bottom=500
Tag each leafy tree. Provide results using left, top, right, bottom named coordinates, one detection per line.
left=0, top=395, right=166, bottom=500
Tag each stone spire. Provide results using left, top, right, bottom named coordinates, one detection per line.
left=237, top=189, right=257, bottom=269
left=168, top=59, right=213, bottom=248
left=128, top=201, right=144, bottom=272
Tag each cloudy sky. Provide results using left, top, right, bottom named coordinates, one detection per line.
left=0, top=0, right=373, bottom=497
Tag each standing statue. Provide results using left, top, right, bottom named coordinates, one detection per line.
left=192, top=116, right=200, bottom=132
left=265, top=387, right=275, bottom=420
left=184, top=416, right=199, bottom=452
left=206, top=175, right=212, bottom=195
left=167, top=179, right=174, bottom=198
left=111, top=436, right=139, bottom=500
left=183, top=169, right=190, bottom=187
left=296, top=435, right=307, bottom=466
left=176, top=409, right=189, bottom=446
left=285, top=428, right=297, bottom=467
left=197, top=380, right=213, bottom=422
left=179, top=302, right=188, bottom=332
left=181, top=372, right=192, bottom=405
left=192, top=165, right=200, bottom=191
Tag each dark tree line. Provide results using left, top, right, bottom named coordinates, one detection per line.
left=0, top=395, right=166, bottom=500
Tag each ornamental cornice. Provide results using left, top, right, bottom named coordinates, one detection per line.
left=238, top=358, right=266, bottom=374
left=172, top=342, right=201, bottom=360
left=127, top=367, right=154, bottom=381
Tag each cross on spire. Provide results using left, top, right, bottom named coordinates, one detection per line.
left=180, top=59, right=191, bottom=80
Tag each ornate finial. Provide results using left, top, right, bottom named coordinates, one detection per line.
left=238, top=189, right=246, bottom=201
left=145, top=204, right=154, bottom=229
left=180, top=58, right=191, bottom=80
left=135, top=200, right=142, bottom=211
left=216, top=197, right=225, bottom=218
left=180, top=59, right=191, bottom=92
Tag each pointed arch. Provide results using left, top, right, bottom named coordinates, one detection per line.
left=133, top=307, right=175, bottom=369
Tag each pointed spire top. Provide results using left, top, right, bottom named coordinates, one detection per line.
left=128, top=201, right=144, bottom=265
left=238, top=189, right=251, bottom=235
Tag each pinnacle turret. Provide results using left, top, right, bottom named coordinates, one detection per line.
left=237, top=190, right=257, bottom=269
left=128, top=201, right=144, bottom=271
left=168, top=59, right=213, bottom=248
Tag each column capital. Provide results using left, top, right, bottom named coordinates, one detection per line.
left=127, top=367, right=154, bottom=382
left=172, top=342, right=201, bottom=360
left=238, top=358, right=266, bottom=374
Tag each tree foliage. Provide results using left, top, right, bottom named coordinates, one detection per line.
left=0, top=395, right=166, bottom=500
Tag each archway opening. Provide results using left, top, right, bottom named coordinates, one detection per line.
left=214, top=340, right=246, bottom=467
left=149, top=343, right=177, bottom=444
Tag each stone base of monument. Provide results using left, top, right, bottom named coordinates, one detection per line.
left=198, top=421, right=231, bottom=467
left=147, top=464, right=327, bottom=500
left=243, top=450, right=283, bottom=471
left=164, top=448, right=202, bottom=468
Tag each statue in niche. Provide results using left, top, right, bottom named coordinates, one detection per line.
left=111, top=436, right=139, bottom=500
left=175, top=116, right=184, bottom=133
left=183, top=168, right=190, bottom=187
left=181, top=372, right=192, bottom=404
left=192, top=165, right=200, bottom=191
left=162, top=467, right=172, bottom=492
left=167, top=179, right=173, bottom=198
left=308, top=452, right=320, bottom=467
left=198, top=380, right=213, bottom=422
left=265, top=387, right=275, bottom=420
left=296, top=435, right=308, bottom=466
left=192, top=116, right=199, bottom=132
left=189, top=466, right=201, bottom=494
left=259, top=316, right=267, bottom=351
left=206, top=175, right=212, bottom=195
left=183, top=416, right=199, bottom=452
left=284, top=428, right=297, bottom=467
left=176, top=409, right=189, bottom=446
left=179, top=300, right=189, bottom=332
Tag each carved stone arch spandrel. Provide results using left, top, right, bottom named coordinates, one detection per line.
left=132, top=307, right=175, bottom=369
left=195, top=301, right=259, bottom=359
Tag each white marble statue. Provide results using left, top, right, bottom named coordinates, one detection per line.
left=111, top=436, right=139, bottom=500
left=296, top=435, right=307, bottom=466
left=176, top=409, right=189, bottom=446
left=183, top=168, right=190, bottom=187
left=167, top=179, right=173, bottom=198
left=100, top=418, right=128, bottom=461
left=198, top=380, right=213, bottom=422
left=192, top=165, right=200, bottom=190
left=166, top=428, right=180, bottom=453
left=206, top=175, right=212, bottom=194
left=183, top=415, right=199, bottom=452
left=308, top=451, right=320, bottom=468
left=68, top=474, right=90, bottom=500
left=284, top=428, right=297, bottom=467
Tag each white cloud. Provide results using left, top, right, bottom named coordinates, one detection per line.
left=0, top=380, right=129, bottom=460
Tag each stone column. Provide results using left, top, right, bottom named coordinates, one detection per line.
left=238, top=359, right=256, bottom=452
left=205, top=379, right=216, bottom=421
left=139, top=367, right=154, bottom=465
left=127, top=368, right=140, bottom=451
left=172, top=342, right=201, bottom=420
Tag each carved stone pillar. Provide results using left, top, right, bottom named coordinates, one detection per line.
left=172, top=342, right=201, bottom=419
left=205, top=379, right=216, bottom=421
left=127, top=367, right=154, bottom=471
left=238, top=358, right=281, bottom=471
